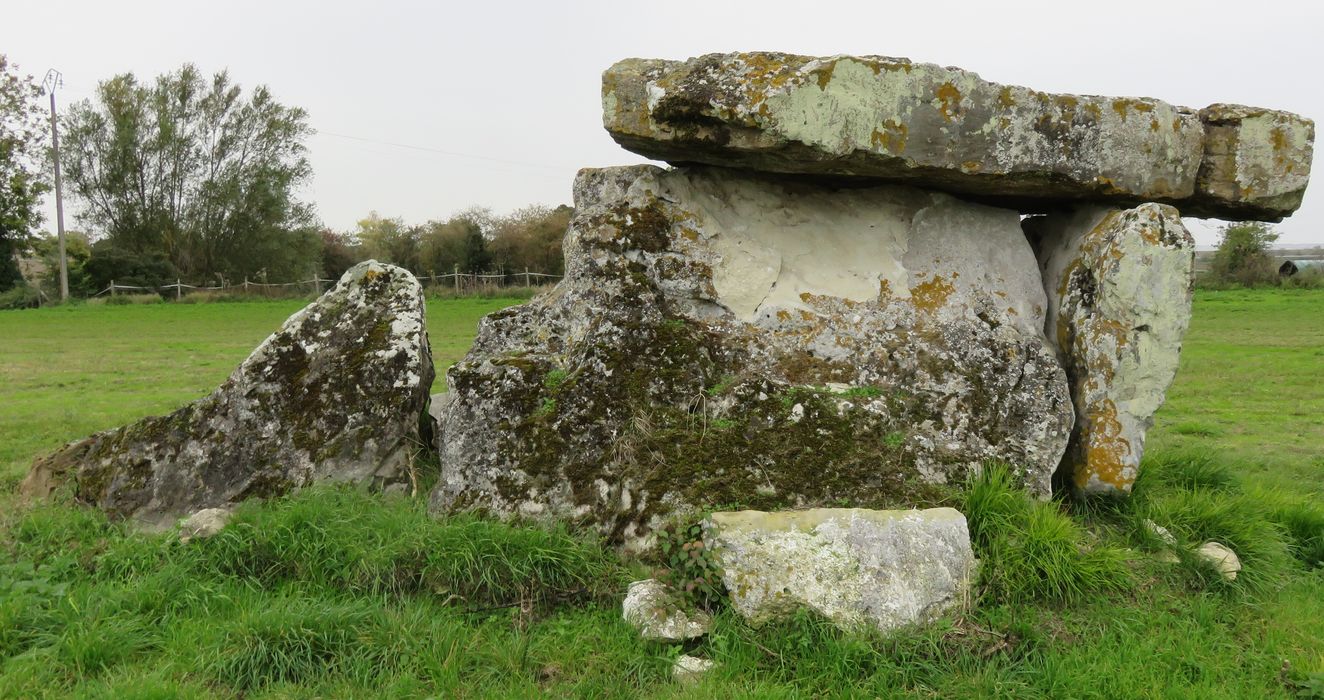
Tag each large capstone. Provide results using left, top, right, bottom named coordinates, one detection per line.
left=1028, top=205, right=1195, bottom=494
left=704, top=508, right=976, bottom=632
left=431, top=164, right=1073, bottom=546
left=604, top=52, right=1313, bottom=221
left=21, top=261, right=434, bottom=526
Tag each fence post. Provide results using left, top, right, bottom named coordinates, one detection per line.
left=314, top=275, right=321, bottom=296
left=453, top=265, right=460, bottom=294
left=243, top=277, right=249, bottom=294
left=175, top=278, right=182, bottom=301
left=110, top=279, right=116, bottom=297
left=524, top=267, right=530, bottom=287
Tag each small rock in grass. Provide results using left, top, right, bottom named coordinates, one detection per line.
left=1144, top=519, right=1178, bottom=547
left=622, top=579, right=712, bottom=641
left=179, top=507, right=232, bottom=543
left=1197, top=541, right=1242, bottom=580
left=672, top=655, right=716, bottom=684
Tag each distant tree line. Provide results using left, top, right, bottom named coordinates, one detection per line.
left=325, top=205, right=572, bottom=281
left=0, top=57, right=572, bottom=303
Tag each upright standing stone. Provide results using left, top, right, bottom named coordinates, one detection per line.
left=432, top=164, right=1072, bottom=546
left=1028, top=205, right=1195, bottom=494
left=22, top=261, right=435, bottom=525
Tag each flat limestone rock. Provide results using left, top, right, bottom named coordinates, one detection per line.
left=431, top=164, right=1073, bottom=546
left=705, top=508, right=976, bottom=632
left=1028, top=204, right=1195, bottom=494
left=603, top=52, right=1313, bottom=221
left=21, top=261, right=434, bottom=526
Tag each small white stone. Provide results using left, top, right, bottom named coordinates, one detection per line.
left=1144, top=519, right=1177, bottom=547
left=622, top=579, right=712, bottom=641
left=179, top=507, right=232, bottom=544
left=1197, top=541, right=1242, bottom=580
left=788, top=403, right=805, bottom=423
left=672, top=655, right=716, bottom=684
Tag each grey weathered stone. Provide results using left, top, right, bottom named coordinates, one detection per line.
left=704, top=507, right=976, bottom=632
left=1192, top=104, right=1315, bottom=220
left=431, top=164, right=1073, bottom=546
left=672, top=655, right=716, bottom=684
left=21, top=261, right=434, bottom=526
left=1029, top=205, right=1194, bottom=494
left=622, top=579, right=712, bottom=641
left=603, top=52, right=1313, bottom=221
left=178, top=507, right=231, bottom=543
left=1197, top=541, right=1242, bottom=580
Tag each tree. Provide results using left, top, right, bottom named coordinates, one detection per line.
left=59, top=64, right=318, bottom=282
left=319, top=228, right=364, bottom=280
left=355, top=212, right=418, bottom=270
left=0, top=55, right=48, bottom=291
left=488, top=204, right=571, bottom=277
left=1210, top=221, right=1279, bottom=286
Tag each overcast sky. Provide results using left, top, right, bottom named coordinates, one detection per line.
left=4, top=0, right=1320, bottom=245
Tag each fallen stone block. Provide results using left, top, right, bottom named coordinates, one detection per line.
left=704, top=507, right=975, bottom=632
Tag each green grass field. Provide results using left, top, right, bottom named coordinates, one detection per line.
left=1, top=290, right=1322, bottom=698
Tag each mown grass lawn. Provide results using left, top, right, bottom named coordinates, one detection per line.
left=1, top=289, right=1322, bottom=698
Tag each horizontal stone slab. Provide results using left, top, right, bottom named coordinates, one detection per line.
left=603, top=52, right=1313, bottom=221
left=704, top=507, right=976, bottom=632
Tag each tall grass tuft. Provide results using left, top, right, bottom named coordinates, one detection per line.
left=964, top=464, right=1132, bottom=604
left=179, top=487, right=629, bottom=608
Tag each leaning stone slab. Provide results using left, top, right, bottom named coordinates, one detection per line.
left=1028, top=205, right=1194, bottom=494
left=431, top=164, right=1073, bottom=547
left=21, top=261, right=434, bottom=526
left=704, top=508, right=976, bottom=632
left=603, top=52, right=1313, bottom=221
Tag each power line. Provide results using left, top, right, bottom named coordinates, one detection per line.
left=312, top=130, right=575, bottom=172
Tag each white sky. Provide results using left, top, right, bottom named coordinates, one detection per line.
left=3, top=0, right=1320, bottom=246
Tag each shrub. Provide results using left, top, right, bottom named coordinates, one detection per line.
left=1208, top=221, right=1279, bottom=287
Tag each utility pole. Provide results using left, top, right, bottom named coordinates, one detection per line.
left=42, top=70, right=69, bottom=301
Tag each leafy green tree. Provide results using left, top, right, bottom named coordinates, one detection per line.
left=355, top=212, right=418, bottom=270
left=0, top=55, right=48, bottom=291
left=1210, top=221, right=1279, bottom=287
left=59, top=64, right=318, bottom=282
left=319, top=228, right=364, bottom=280
left=33, top=231, right=92, bottom=296
left=488, top=204, right=571, bottom=277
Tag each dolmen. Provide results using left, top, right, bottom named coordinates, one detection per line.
left=23, top=54, right=1314, bottom=549
left=432, top=52, right=1313, bottom=547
